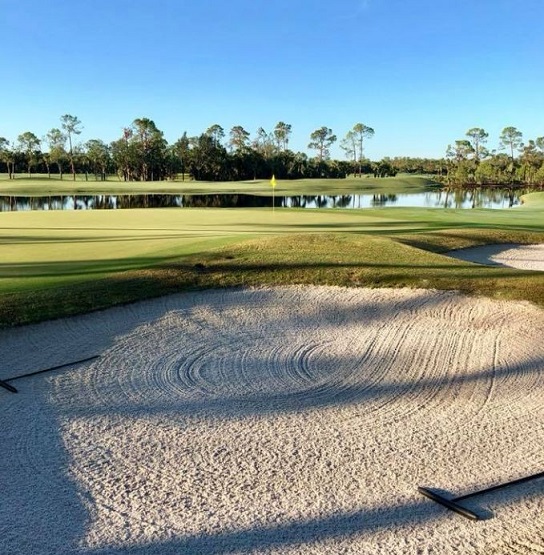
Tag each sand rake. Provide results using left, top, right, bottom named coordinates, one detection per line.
left=0, top=355, right=100, bottom=393
left=419, top=470, right=544, bottom=520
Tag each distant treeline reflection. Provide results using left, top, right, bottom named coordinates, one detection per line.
left=0, top=188, right=528, bottom=212
left=0, top=194, right=363, bottom=211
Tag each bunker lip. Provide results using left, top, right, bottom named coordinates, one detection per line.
left=445, top=243, right=544, bottom=272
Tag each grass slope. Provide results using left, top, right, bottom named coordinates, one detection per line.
left=1, top=196, right=544, bottom=327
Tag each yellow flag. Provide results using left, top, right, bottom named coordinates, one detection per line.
left=270, top=174, right=276, bottom=188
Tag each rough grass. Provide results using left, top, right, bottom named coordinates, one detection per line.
left=1, top=200, right=544, bottom=327
left=2, top=232, right=543, bottom=327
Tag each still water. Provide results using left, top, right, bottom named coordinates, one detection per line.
left=0, top=189, right=527, bottom=212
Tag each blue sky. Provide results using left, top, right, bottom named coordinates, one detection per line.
left=1, top=0, right=543, bottom=160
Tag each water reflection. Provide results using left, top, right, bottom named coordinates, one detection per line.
left=0, top=188, right=528, bottom=212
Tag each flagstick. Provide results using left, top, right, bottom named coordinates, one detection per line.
left=270, top=174, right=276, bottom=214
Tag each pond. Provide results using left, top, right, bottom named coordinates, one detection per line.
left=0, top=188, right=529, bottom=212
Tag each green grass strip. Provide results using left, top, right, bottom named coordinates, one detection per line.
left=1, top=199, right=544, bottom=327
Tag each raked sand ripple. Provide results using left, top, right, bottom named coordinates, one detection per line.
left=1, top=286, right=544, bottom=554
left=446, top=243, right=544, bottom=272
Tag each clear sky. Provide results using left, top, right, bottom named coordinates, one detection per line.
left=1, top=0, right=543, bottom=160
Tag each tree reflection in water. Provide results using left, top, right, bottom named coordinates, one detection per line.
left=0, top=188, right=529, bottom=212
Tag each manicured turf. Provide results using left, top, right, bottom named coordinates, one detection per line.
left=1, top=191, right=543, bottom=327
left=0, top=174, right=439, bottom=196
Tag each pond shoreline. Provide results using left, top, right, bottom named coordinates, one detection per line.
left=0, top=187, right=534, bottom=212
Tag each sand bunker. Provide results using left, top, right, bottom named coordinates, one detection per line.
left=1, top=286, right=544, bottom=554
left=446, top=243, right=544, bottom=272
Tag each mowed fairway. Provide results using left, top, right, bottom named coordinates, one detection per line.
left=1, top=193, right=544, bottom=326
left=0, top=174, right=439, bottom=196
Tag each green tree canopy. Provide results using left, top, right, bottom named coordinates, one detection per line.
left=60, top=114, right=83, bottom=180
left=465, top=127, right=489, bottom=161
left=308, top=126, right=337, bottom=161
left=0, top=137, right=15, bottom=179
left=85, top=139, right=111, bottom=180
left=229, top=125, right=250, bottom=152
left=499, top=126, right=523, bottom=162
left=205, top=124, right=225, bottom=147
left=349, top=123, right=374, bottom=176
left=273, top=121, right=292, bottom=151
left=17, top=131, right=41, bottom=177
left=46, top=128, right=67, bottom=179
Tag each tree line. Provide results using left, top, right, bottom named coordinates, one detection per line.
left=1, top=116, right=542, bottom=185
left=0, top=116, right=380, bottom=182
left=445, top=127, right=544, bottom=186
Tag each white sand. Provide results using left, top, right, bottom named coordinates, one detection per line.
left=446, top=243, right=544, bottom=272
left=1, top=286, right=544, bottom=554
